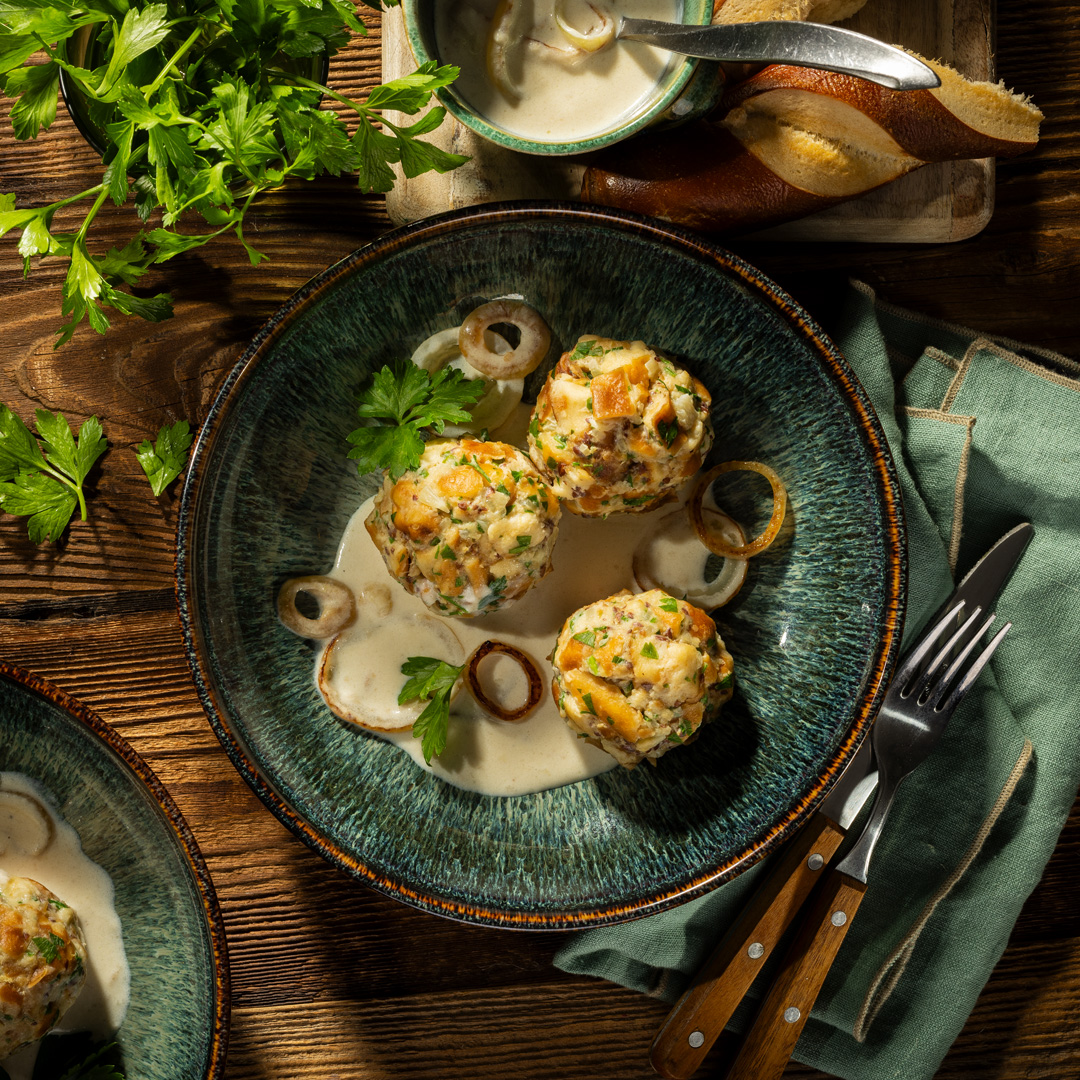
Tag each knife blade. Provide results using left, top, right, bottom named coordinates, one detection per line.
left=649, top=522, right=1032, bottom=1080
left=617, top=19, right=942, bottom=91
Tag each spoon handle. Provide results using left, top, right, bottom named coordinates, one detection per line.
left=649, top=812, right=846, bottom=1079
left=617, top=19, right=941, bottom=91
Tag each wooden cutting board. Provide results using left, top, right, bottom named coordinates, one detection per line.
left=381, top=1, right=995, bottom=243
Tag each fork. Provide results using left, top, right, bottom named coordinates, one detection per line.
left=717, top=599, right=1012, bottom=1080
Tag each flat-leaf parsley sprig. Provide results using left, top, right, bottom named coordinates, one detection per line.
left=0, top=404, right=107, bottom=543
left=346, top=361, right=484, bottom=480
left=0, top=0, right=467, bottom=345
left=398, top=655, right=465, bottom=764
left=135, top=418, right=193, bottom=495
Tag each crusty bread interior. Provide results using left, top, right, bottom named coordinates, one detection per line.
left=926, top=57, right=1043, bottom=142
left=722, top=94, right=917, bottom=196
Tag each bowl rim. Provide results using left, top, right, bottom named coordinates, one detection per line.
left=398, top=0, right=714, bottom=156
left=0, top=660, right=231, bottom=1077
left=176, top=200, right=907, bottom=930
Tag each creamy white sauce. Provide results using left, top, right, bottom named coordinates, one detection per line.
left=436, top=0, right=683, bottom=143
left=0, top=773, right=130, bottom=1079
left=317, top=403, right=720, bottom=797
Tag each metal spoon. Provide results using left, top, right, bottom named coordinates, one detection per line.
left=617, top=18, right=940, bottom=90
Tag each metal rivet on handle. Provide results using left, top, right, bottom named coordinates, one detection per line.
left=748, top=942, right=765, bottom=959
left=807, top=853, right=824, bottom=871
left=784, top=1007, right=801, bottom=1023
left=688, top=1031, right=705, bottom=1048
left=831, top=910, right=848, bottom=927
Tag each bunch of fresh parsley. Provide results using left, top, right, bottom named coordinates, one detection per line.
left=0, top=0, right=465, bottom=345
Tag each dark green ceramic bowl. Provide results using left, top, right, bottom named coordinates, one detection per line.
left=177, top=203, right=905, bottom=929
left=0, top=664, right=229, bottom=1078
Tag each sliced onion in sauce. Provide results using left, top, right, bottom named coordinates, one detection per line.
left=690, top=460, right=788, bottom=559
left=554, top=0, right=615, bottom=51
left=277, top=576, right=355, bottom=639
left=459, top=299, right=551, bottom=379
left=465, top=639, right=544, bottom=723
left=318, top=615, right=465, bottom=731
left=0, top=789, right=54, bottom=857
left=486, top=0, right=531, bottom=99
left=633, top=507, right=749, bottom=609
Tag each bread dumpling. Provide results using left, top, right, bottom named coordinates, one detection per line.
left=551, top=589, right=734, bottom=767
left=1, top=876, right=87, bottom=1058
left=528, top=336, right=713, bottom=516
left=365, top=437, right=561, bottom=616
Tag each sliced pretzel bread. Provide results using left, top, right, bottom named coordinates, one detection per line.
left=580, top=58, right=1042, bottom=234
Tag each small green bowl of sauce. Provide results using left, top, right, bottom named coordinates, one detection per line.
left=403, top=0, right=715, bottom=156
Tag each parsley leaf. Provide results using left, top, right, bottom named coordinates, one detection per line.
left=29, top=933, right=63, bottom=962
left=398, top=655, right=465, bottom=764
left=0, top=406, right=107, bottom=543
left=347, top=362, right=484, bottom=480
left=135, top=420, right=194, bottom=496
left=569, top=339, right=605, bottom=361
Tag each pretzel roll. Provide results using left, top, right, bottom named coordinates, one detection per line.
left=721, top=61, right=1043, bottom=161
left=580, top=55, right=1041, bottom=235
left=712, top=0, right=869, bottom=25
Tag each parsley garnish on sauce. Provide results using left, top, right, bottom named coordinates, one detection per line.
left=398, top=655, right=465, bottom=764
left=347, top=363, right=484, bottom=480
left=0, top=405, right=107, bottom=543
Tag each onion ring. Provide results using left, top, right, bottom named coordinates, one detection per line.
left=554, top=0, right=615, bottom=51
left=277, top=576, right=355, bottom=639
left=632, top=508, right=749, bottom=609
left=459, top=299, right=551, bottom=379
left=465, top=639, right=544, bottom=722
left=690, top=460, right=788, bottom=559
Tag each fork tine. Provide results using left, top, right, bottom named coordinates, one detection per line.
left=924, top=610, right=996, bottom=708
left=894, top=600, right=966, bottom=690
left=913, top=605, right=987, bottom=702
left=934, top=619, right=1012, bottom=715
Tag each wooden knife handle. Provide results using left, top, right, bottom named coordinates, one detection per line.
left=649, top=813, right=846, bottom=1079
left=720, top=869, right=868, bottom=1080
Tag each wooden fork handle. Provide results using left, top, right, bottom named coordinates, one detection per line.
left=649, top=813, right=846, bottom=1079
left=720, top=869, right=867, bottom=1080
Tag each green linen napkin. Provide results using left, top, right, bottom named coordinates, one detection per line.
left=554, top=280, right=1080, bottom=1079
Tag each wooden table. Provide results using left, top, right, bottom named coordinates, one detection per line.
left=1, top=4, right=1077, bottom=1078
